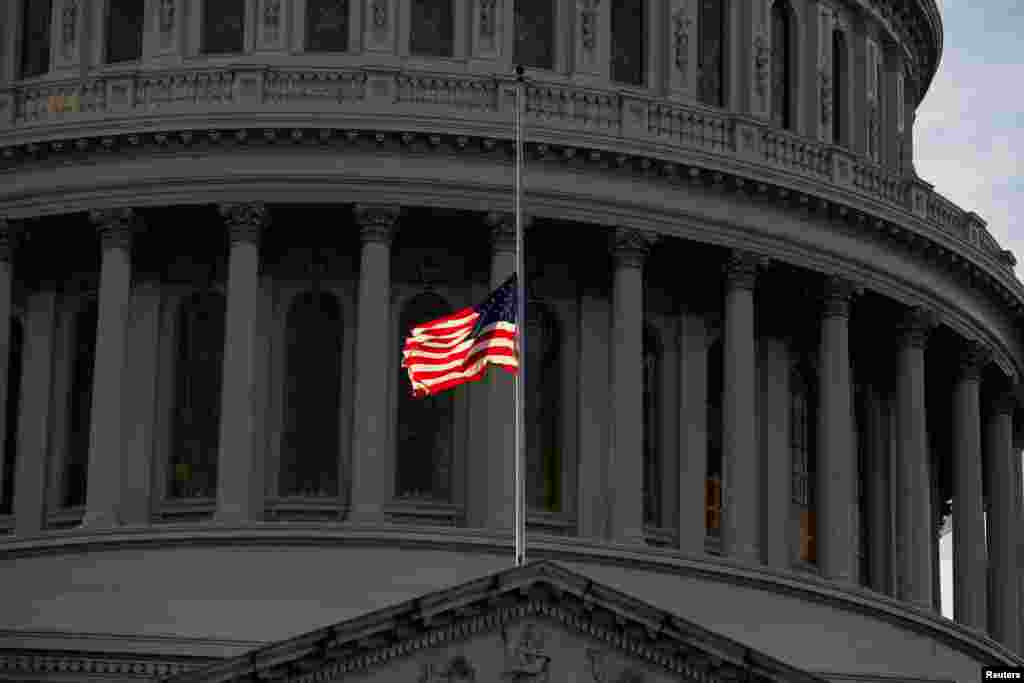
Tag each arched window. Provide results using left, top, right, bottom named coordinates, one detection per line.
left=791, top=360, right=817, bottom=563
left=771, top=0, right=794, bottom=130
left=0, top=318, right=24, bottom=515
left=105, top=0, right=144, bottom=63
left=514, top=0, right=554, bottom=70
left=20, top=0, right=52, bottom=79
left=397, top=293, right=454, bottom=501
left=706, top=338, right=723, bottom=537
left=410, top=0, right=454, bottom=58
left=697, top=0, right=726, bottom=107
left=169, top=291, right=225, bottom=500
left=202, top=0, right=245, bottom=54
left=832, top=28, right=847, bottom=145
left=63, top=300, right=98, bottom=508
left=306, top=0, right=349, bottom=52
left=280, top=291, right=343, bottom=498
left=526, top=302, right=561, bottom=513
left=611, top=0, right=645, bottom=86
left=642, top=325, right=661, bottom=526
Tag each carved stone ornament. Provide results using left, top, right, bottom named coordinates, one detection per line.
left=672, top=7, right=692, bottom=81
left=611, top=228, right=656, bottom=268
left=753, top=34, right=770, bottom=105
left=418, top=654, right=477, bottom=682
left=61, top=0, right=79, bottom=53
left=580, top=0, right=600, bottom=52
left=724, top=251, right=759, bottom=290
left=957, top=340, right=990, bottom=382
left=501, top=621, right=551, bottom=681
left=219, top=202, right=270, bottom=245
left=821, top=275, right=855, bottom=318
left=372, top=0, right=388, bottom=30
left=485, top=212, right=518, bottom=254
left=354, top=204, right=400, bottom=244
left=820, top=69, right=833, bottom=129
left=896, top=306, right=935, bottom=350
left=480, top=0, right=498, bottom=39
left=586, top=648, right=647, bottom=683
left=89, top=208, right=136, bottom=250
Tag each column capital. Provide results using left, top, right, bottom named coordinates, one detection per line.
left=89, top=208, right=137, bottom=250
left=957, top=339, right=990, bottom=382
left=484, top=212, right=534, bottom=254
left=0, top=219, right=24, bottom=263
left=896, top=306, right=936, bottom=350
left=723, top=250, right=760, bottom=291
left=992, top=390, right=1017, bottom=417
left=821, top=275, right=858, bottom=318
left=219, top=203, right=270, bottom=246
left=354, top=204, right=400, bottom=244
left=611, top=228, right=657, bottom=268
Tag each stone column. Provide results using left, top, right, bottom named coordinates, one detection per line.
left=482, top=212, right=516, bottom=531
left=987, top=390, right=1020, bottom=649
left=865, top=383, right=891, bottom=595
left=817, top=276, right=856, bottom=582
left=13, top=287, right=58, bottom=536
left=759, top=335, right=790, bottom=570
left=722, top=251, right=759, bottom=563
left=678, top=311, right=708, bottom=554
left=81, top=209, right=136, bottom=528
left=214, top=203, right=269, bottom=524
left=951, top=340, right=988, bottom=629
left=894, top=307, right=934, bottom=607
left=609, top=229, right=653, bottom=543
left=349, top=205, right=399, bottom=522
left=0, top=222, right=15, bottom=514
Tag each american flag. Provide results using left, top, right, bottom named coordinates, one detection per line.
left=401, top=275, right=519, bottom=396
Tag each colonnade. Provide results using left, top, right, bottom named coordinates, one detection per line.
left=0, top=204, right=1019, bottom=652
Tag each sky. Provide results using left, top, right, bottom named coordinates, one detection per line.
left=916, top=0, right=1024, bottom=619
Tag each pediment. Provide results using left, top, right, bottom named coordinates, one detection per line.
left=166, top=561, right=827, bottom=683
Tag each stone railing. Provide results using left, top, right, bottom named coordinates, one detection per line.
left=0, top=65, right=1011, bottom=277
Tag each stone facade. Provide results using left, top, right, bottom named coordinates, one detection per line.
left=0, top=1, right=1022, bottom=683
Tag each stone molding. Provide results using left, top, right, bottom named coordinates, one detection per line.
left=218, top=203, right=270, bottom=246
left=89, top=208, right=136, bottom=250
left=957, top=340, right=991, bottom=383
left=0, top=526, right=1021, bottom=670
left=0, top=651, right=208, bottom=679
left=353, top=204, right=400, bottom=244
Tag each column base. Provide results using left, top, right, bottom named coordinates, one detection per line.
left=79, top=509, right=121, bottom=529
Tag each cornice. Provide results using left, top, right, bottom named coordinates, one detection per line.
left=0, top=524, right=1021, bottom=670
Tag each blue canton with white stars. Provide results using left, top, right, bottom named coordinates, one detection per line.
left=471, top=275, right=518, bottom=337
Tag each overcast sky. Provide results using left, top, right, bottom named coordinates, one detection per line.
left=918, top=0, right=1024, bottom=618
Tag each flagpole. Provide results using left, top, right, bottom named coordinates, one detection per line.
left=513, top=65, right=527, bottom=568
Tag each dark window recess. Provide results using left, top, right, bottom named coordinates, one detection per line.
left=280, top=291, right=343, bottom=498
left=202, top=0, right=245, bottom=54
left=396, top=293, right=454, bottom=502
left=106, top=0, right=144, bottom=63
left=770, top=0, right=792, bottom=130
left=526, top=302, right=561, bottom=513
left=832, top=29, right=846, bottom=145
left=169, top=291, right=225, bottom=500
left=642, top=326, right=660, bottom=526
left=410, top=0, right=454, bottom=57
left=697, top=0, right=725, bottom=107
left=0, top=318, right=24, bottom=515
left=64, top=301, right=98, bottom=509
left=514, top=0, right=554, bottom=70
left=20, top=0, right=53, bottom=79
left=611, top=0, right=645, bottom=86
left=706, top=338, right=723, bottom=536
left=306, top=0, right=349, bottom=52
